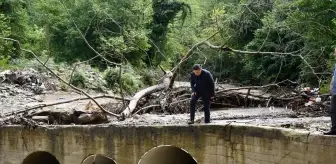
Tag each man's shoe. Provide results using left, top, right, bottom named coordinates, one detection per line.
left=323, top=130, right=336, bottom=135
left=188, top=120, right=194, bottom=125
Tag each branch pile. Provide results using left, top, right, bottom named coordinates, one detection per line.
left=120, top=76, right=329, bottom=118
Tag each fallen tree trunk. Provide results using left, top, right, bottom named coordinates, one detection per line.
left=121, top=84, right=167, bottom=118
left=120, top=71, right=175, bottom=118
left=120, top=77, right=192, bottom=118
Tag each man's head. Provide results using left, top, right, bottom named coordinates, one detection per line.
left=193, top=64, right=202, bottom=76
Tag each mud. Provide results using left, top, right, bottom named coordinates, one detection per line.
left=110, top=107, right=331, bottom=134
left=0, top=69, right=331, bottom=134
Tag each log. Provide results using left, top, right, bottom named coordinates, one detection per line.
left=120, top=84, right=167, bottom=118
left=120, top=79, right=191, bottom=118
left=120, top=71, right=174, bottom=118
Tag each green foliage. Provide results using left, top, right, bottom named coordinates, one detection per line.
left=60, top=82, right=69, bottom=91
left=103, top=68, right=119, bottom=89
left=0, top=56, right=11, bottom=69
left=320, top=80, right=331, bottom=94
left=31, top=0, right=152, bottom=68
left=140, top=69, right=161, bottom=86
left=104, top=66, right=144, bottom=94
left=2, top=0, right=336, bottom=93
left=148, top=0, right=192, bottom=65
left=70, top=72, right=86, bottom=88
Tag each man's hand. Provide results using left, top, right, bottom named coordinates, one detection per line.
left=191, top=92, right=196, bottom=97
left=210, top=97, right=214, bottom=103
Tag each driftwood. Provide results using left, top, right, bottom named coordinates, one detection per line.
left=123, top=80, right=325, bottom=116
left=120, top=71, right=174, bottom=118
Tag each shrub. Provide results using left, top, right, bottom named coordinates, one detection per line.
left=60, top=82, right=69, bottom=91
left=103, top=68, right=119, bottom=89
left=70, top=72, right=86, bottom=88
left=140, top=69, right=158, bottom=86
left=104, top=66, right=144, bottom=94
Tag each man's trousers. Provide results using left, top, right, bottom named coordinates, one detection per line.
left=190, top=94, right=210, bottom=123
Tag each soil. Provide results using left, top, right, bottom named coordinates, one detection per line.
left=110, top=107, right=331, bottom=134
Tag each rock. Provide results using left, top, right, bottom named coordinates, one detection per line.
left=133, top=114, right=140, bottom=119
left=32, top=116, right=49, bottom=123
left=33, top=108, right=76, bottom=124
left=25, top=92, right=34, bottom=96
left=33, top=95, right=43, bottom=102
left=32, top=86, right=45, bottom=95
left=77, top=114, right=92, bottom=124
left=77, top=113, right=108, bottom=124
left=1, top=93, right=7, bottom=98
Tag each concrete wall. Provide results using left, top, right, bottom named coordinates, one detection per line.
left=0, top=124, right=336, bottom=164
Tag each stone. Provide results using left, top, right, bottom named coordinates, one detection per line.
left=33, top=108, right=76, bottom=124
left=32, top=116, right=49, bottom=123
left=76, top=112, right=108, bottom=125
left=1, top=93, right=7, bottom=98
left=33, top=95, right=43, bottom=102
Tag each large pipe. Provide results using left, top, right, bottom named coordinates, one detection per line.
left=138, top=145, right=197, bottom=164
left=22, top=151, right=60, bottom=164
left=81, top=154, right=117, bottom=164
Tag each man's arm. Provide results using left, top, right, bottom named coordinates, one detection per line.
left=190, top=73, right=196, bottom=93
left=207, top=72, right=215, bottom=97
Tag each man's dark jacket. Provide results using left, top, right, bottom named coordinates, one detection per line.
left=190, top=69, right=215, bottom=97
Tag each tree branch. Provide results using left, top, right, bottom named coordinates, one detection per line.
left=3, top=95, right=128, bottom=117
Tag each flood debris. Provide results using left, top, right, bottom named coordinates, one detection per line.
left=0, top=69, right=57, bottom=94
left=0, top=67, right=331, bottom=127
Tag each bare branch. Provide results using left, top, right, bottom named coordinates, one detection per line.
left=216, top=79, right=297, bottom=94
left=133, top=105, right=161, bottom=115
left=3, top=95, right=129, bottom=117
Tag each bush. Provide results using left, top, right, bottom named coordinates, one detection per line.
left=320, top=79, right=331, bottom=94
left=70, top=72, right=86, bottom=88
left=140, top=69, right=159, bottom=86
left=104, top=68, right=119, bottom=89
left=60, top=82, right=69, bottom=91
left=104, top=66, right=144, bottom=94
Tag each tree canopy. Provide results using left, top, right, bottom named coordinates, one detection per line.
left=1, top=0, right=336, bottom=91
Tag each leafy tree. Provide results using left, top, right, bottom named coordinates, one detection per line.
left=147, top=0, right=191, bottom=66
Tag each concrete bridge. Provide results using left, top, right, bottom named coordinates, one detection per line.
left=0, top=124, right=336, bottom=164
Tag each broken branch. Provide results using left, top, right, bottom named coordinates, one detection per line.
left=3, top=95, right=128, bottom=117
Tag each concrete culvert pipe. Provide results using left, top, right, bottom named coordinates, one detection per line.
left=22, top=151, right=60, bottom=164
left=138, top=145, right=197, bottom=164
left=81, top=154, right=117, bottom=164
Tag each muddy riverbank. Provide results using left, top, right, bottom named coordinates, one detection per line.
left=0, top=69, right=332, bottom=134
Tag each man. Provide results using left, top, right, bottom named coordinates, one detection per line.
left=188, top=64, right=215, bottom=124
left=324, top=48, right=336, bottom=135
